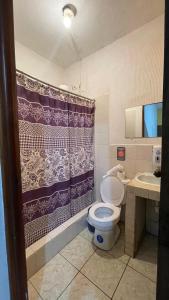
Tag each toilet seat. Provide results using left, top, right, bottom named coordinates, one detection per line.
left=100, top=176, right=125, bottom=206
left=89, top=203, right=121, bottom=231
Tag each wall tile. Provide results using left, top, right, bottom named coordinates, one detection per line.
left=125, top=145, right=137, bottom=160
left=110, top=145, right=155, bottom=179
left=135, top=159, right=153, bottom=173
left=136, top=145, right=153, bottom=161
left=95, top=133, right=109, bottom=145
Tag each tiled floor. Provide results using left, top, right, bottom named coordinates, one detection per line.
left=28, top=225, right=157, bottom=300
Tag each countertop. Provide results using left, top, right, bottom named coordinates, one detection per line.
left=127, top=178, right=160, bottom=201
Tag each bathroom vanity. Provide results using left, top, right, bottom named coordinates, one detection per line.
left=125, top=176, right=160, bottom=257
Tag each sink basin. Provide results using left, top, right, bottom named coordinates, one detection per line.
left=135, top=172, right=161, bottom=187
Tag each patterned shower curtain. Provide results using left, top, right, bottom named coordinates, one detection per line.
left=16, top=72, right=95, bottom=247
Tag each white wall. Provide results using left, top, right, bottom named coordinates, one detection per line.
left=64, top=15, right=164, bottom=206
left=64, top=15, right=164, bottom=145
left=94, top=95, right=110, bottom=200
left=109, top=15, right=164, bottom=145
left=15, top=41, right=65, bottom=87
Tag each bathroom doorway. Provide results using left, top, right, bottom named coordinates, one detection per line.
left=1, top=0, right=169, bottom=299
left=0, top=1, right=27, bottom=299
left=157, top=2, right=169, bottom=299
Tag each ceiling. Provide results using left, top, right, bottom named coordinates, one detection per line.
left=13, top=0, right=164, bottom=68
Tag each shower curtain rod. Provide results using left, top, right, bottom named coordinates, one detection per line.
left=16, top=69, right=95, bottom=103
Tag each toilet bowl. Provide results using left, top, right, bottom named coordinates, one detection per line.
left=88, top=174, right=129, bottom=250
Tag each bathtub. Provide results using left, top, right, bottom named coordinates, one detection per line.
left=26, top=204, right=94, bottom=279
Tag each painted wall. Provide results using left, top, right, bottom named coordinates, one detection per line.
left=64, top=15, right=164, bottom=146
left=64, top=16, right=164, bottom=235
left=15, top=41, right=65, bottom=87
left=94, top=95, right=110, bottom=200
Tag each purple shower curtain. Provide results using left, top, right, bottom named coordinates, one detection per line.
left=16, top=72, right=95, bottom=247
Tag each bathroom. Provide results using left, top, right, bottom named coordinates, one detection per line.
left=0, top=0, right=168, bottom=299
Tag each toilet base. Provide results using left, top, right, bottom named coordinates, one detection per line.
left=93, top=224, right=120, bottom=250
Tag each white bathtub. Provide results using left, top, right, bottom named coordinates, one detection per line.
left=26, top=204, right=93, bottom=279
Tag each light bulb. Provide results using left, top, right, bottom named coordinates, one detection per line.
left=63, top=14, right=72, bottom=29
left=62, top=5, right=77, bottom=29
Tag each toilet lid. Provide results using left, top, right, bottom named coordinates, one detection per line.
left=100, top=176, right=124, bottom=206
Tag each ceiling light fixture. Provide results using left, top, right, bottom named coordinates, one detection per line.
left=62, top=4, right=77, bottom=29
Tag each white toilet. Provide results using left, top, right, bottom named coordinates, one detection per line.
left=88, top=172, right=129, bottom=250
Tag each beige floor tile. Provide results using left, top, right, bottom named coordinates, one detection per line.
left=128, top=234, right=157, bottom=282
left=30, top=253, right=78, bottom=300
left=108, top=224, right=130, bottom=264
left=80, top=228, right=94, bottom=242
left=60, top=235, right=96, bottom=270
left=58, top=273, right=110, bottom=300
left=28, top=282, right=42, bottom=300
left=113, top=266, right=156, bottom=300
left=81, top=250, right=126, bottom=298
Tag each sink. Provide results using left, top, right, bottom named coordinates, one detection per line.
left=135, top=172, right=161, bottom=187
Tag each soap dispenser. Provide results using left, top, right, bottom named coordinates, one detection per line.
left=153, top=145, right=161, bottom=177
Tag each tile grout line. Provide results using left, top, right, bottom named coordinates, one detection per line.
left=111, top=259, right=129, bottom=299
left=57, top=238, right=108, bottom=299
left=62, top=227, right=128, bottom=265
left=28, top=229, right=157, bottom=299
left=79, top=247, right=97, bottom=272
left=59, top=243, right=97, bottom=271
left=127, top=264, right=157, bottom=284
left=111, top=260, right=157, bottom=299
left=28, top=229, right=134, bottom=299
left=58, top=232, right=130, bottom=299
left=56, top=271, right=80, bottom=300
left=79, top=271, right=111, bottom=299
left=59, top=242, right=112, bottom=299
left=78, top=247, right=128, bottom=299
left=29, top=280, right=44, bottom=300
left=30, top=260, right=79, bottom=300
left=57, top=248, right=112, bottom=299
left=59, top=252, right=81, bottom=272
left=93, top=246, right=130, bottom=267
left=59, top=231, right=97, bottom=269
left=29, top=233, right=96, bottom=300
left=111, top=248, right=131, bottom=299
left=29, top=252, right=79, bottom=299
left=79, top=252, right=132, bottom=299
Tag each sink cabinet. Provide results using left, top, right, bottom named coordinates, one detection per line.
left=125, top=180, right=160, bottom=257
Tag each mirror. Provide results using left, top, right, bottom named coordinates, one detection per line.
left=143, top=102, right=162, bottom=138
left=125, top=102, right=162, bottom=138
left=125, top=106, right=143, bottom=138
